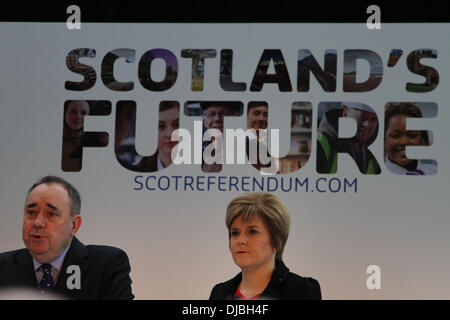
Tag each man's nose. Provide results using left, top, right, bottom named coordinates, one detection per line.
left=33, top=211, right=46, bottom=228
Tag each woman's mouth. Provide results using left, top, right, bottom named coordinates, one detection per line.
left=165, top=141, right=178, bottom=148
left=394, top=148, right=406, bottom=157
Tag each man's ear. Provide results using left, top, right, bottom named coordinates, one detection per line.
left=71, top=214, right=82, bottom=236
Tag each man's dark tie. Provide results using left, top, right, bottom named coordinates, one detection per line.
left=38, top=263, right=55, bottom=290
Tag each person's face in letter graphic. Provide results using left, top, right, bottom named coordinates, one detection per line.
left=229, top=214, right=276, bottom=271
left=343, top=106, right=378, bottom=144
left=22, top=183, right=81, bottom=263
left=158, top=105, right=180, bottom=166
left=385, top=114, right=422, bottom=167
left=247, top=105, right=268, bottom=131
left=65, top=101, right=89, bottom=131
left=203, top=105, right=233, bottom=132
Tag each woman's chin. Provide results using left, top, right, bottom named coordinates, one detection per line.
left=391, top=157, right=412, bottom=168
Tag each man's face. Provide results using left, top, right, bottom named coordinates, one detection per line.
left=22, top=183, right=81, bottom=263
left=343, top=107, right=378, bottom=143
left=247, top=105, right=268, bottom=131
left=203, top=105, right=233, bottom=132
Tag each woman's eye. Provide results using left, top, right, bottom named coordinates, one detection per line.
left=230, top=231, right=238, bottom=237
left=159, top=124, right=166, bottom=130
left=249, top=229, right=258, bottom=235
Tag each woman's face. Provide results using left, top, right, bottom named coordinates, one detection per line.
left=158, top=107, right=180, bottom=157
left=65, top=101, right=89, bottom=130
left=229, top=214, right=276, bottom=272
left=385, top=114, right=422, bottom=167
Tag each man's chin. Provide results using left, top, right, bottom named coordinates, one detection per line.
left=28, top=247, right=51, bottom=261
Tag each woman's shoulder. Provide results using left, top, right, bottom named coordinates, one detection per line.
left=284, top=271, right=322, bottom=299
left=271, top=261, right=321, bottom=300
left=286, top=272, right=320, bottom=291
left=209, top=273, right=242, bottom=300
left=417, top=161, right=437, bottom=175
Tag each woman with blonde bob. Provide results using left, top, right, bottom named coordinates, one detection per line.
left=209, top=192, right=321, bottom=300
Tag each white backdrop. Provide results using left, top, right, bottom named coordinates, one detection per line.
left=0, top=23, right=449, bottom=299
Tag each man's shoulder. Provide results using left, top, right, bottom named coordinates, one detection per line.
left=0, top=248, right=28, bottom=263
left=84, top=243, right=129, bottom=262
left=71, top=238, right=129, bottom=264
left=85, top=244, right=127, bottom=255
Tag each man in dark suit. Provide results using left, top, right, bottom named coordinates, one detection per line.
left=0, top=176, right=134, bottom=300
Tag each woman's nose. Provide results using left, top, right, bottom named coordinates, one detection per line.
left=238, top=234, right=247, bottom=244
left=399, top=134, right=409, bottom=145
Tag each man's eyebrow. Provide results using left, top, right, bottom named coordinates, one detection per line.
left=25, top=203, right=37, bottom=209
left=46, top=203, right=59, bottom=211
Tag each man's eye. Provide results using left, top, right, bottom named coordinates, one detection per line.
left=48, top=212, right=58, bottom=217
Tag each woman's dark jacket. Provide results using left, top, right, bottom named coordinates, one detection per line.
left=209, top=261, right=321, bottom=300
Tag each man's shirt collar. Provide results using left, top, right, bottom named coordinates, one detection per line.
left=32, top=239, right=72, bottom=272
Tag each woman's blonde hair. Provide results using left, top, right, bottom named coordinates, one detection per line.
left=226, top=192, right=291, bottom=261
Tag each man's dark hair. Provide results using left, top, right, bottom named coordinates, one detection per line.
left=247, top=101, right=268, bottom=114
left=26, top=175, right=81, bottom=216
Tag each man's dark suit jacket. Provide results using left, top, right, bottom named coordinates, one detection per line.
left=0, top=237, right=134, bottom=300
left=209, top=260, right=321, bottom=300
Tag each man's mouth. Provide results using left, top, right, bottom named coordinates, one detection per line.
left=30, top=234, right=46, bottom=240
